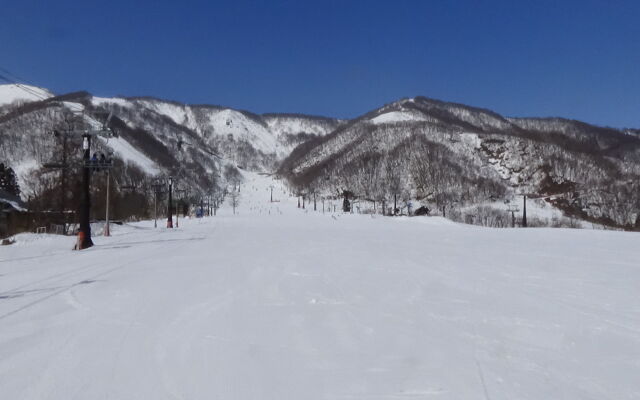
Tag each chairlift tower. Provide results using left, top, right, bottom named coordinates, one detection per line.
left=47, top=111, right=114, bottom=249
left=151, top=178, right=166, bottom=228
left=77, top=114, right=114, bottom=249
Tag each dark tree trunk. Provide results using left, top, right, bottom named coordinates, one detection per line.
left=394, top=194, right=397, bottom=215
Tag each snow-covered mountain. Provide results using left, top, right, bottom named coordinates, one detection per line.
left=0, top=84, right=52, bottom=107
left=280, top=97, right=640, bottom=230
left=90, top=95, right=343, bottom=167
left=90, top=95, right=342, bottom=164
left=1, top=86, right=638, bottom=229
left=0, top=86, right=342, bottom=201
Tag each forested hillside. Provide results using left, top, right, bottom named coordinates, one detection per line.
left=1, top=86, right=638, bottom=229
left=279, top=97, right=640, bottom=230
left=0, top=85, right=340, bottom=218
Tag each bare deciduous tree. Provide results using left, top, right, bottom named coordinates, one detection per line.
left=228, top=188, right=240, bottom=215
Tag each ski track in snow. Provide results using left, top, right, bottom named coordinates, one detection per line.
left=1, top=172, right=639, bottom=399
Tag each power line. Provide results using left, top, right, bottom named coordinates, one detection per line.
left=0, top=76, right=45, bottom=99
left=0, top=65, right=48, bottom=98
left=0, top=66, right=89, bottom=114
left=0, top=69, right=50, bottom=102
left=0, top=66, right=33, bottom=85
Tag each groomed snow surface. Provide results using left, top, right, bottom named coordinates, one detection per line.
left=1, top=172, right=639, bottom=399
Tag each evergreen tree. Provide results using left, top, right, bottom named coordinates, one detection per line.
left=0, top=163, right=20, bottom=196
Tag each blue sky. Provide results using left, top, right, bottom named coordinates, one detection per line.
left=1, top=0, right=639, bottom=127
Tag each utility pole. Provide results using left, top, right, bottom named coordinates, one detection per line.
left=314, top=192, right=317, bottom=211
left=152, top=179, right=164, bottom=228
left=167, top=176, right=173, bottom=228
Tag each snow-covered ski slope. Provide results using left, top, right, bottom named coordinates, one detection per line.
left=1, top=172, right=639, bottom=399
left=0, top=84, right=52, bottom=106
